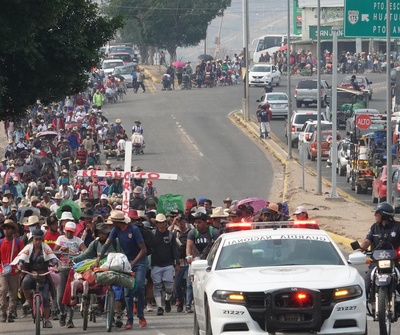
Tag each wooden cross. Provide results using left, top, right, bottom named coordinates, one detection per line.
left=77, top=141, right=178, bottom=215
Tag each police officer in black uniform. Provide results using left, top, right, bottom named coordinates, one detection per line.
left=357, top=202, right=400, bottom=296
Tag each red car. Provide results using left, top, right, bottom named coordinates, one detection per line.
left=307, top=130, right=341, bottom=161
left=108, top=52, right=132, bottom=65
left=372, top=165, right=399, bottom=203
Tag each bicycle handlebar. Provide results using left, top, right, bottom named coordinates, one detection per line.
left=19, top=269, right=56, bottom=277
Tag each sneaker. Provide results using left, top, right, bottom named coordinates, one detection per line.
left=124, top=322, right=133, bottom=330
left=51, top=311, right=59, bottom=320
left=44, top=320, right=53, bottom=328
left=177, top=302, right=184, bottom=313
left=157, top=307, right=164, bottom=316
left=7, top=314, right=15, bottom=323
left=1, top=313, right=6, bottom=323
left=186, top=306, right=194, bottom=313
left=138, top=317, right=147, bottom=327
left=59, top=314, right=67, bottom=327
left=66, top=320, right=75, bottom=328
left=146, top=304, right=153, bottom=312
left=115, top=317, right=123, bottom=328
left=165, top=299, right=171, bottom=313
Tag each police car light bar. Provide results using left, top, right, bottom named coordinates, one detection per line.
left=225, top=220, right=319, bottom=231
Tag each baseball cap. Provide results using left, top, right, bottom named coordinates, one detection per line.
left=192, top=212, right=208, bottom=221
left=293, top=206, right=307, bottom=215
left=64, top=221, right=76, bottom=232
left=101, top=194, right=108, bottom=200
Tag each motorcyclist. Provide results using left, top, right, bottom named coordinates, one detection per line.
left=357, top=202, right=400, bottom=297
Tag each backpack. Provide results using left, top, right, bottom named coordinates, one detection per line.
left=135, top=224, right=155, bottom=256
left=175, top=229, right=190, bottom=260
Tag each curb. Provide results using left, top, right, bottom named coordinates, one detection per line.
left=143, top=69, right=160, bottom=84
left=230, top=112, right=364, bottom=247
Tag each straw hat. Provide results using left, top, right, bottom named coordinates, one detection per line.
left=23, top=215, right=40, bottom=226
left=110, top=210, right=128, bottom=223
left=210, top=207, right=229, bottom=218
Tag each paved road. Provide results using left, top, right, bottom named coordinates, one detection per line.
left=102, top=82, right=276, bottom=202
left=4, top=307, right=193, bottom=334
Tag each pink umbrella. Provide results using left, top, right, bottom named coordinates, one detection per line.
left=172, top=61, right=186, bottom=68
left=234, top=198, right=268, bottom=213
left=36, top=131, right=58, bottom=138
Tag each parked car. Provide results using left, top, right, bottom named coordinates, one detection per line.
left=336, top=138, right=352, bottom=176
left=294, top=79, right=330, bottom=108
left=108, top=52, right=132, bottom=65
left=289, top=110, right=327, bottom=148
left=373, top=165, right=400, bottom=203
left=101, top=59, right=125, bottom=76
left=340, top=75, right=373, bottom=100
left=249, top=64, right=281, bottom=87
left=307, top=130, right=341, bottom=161
left=298, top=120, right=332, bottom=146
left=113, top=63, right=137, bottom=88
left=256, top=92, right=288, bottom=118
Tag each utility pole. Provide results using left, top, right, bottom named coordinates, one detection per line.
left=287, top=0, right=292, bottom=159
left=316, top=0, right=322, bottom=194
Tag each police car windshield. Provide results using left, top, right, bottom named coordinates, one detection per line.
left=215, top=237, right=344, bottom=270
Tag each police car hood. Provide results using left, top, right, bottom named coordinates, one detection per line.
left=213, top=265, right=357, bottom=291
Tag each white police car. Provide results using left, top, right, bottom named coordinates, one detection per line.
left=192, top=225, right=367, bottom=334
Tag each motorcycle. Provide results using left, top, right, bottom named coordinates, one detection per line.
left=351, top=240, right=400, bottom=335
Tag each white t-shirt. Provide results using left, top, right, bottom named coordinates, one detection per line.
left=55, top=235, right=84, bottom=266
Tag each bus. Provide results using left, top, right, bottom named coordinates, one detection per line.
left=252, top=34, right=301, bottom=63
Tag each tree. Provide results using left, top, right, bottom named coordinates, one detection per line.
left=0, top=0, right=122, bottom=121
left=105, top=0, right=231, bottom=61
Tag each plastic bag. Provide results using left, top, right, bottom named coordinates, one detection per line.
left=101, top=253, right=132, bottom=273
left=2, top=264, right=12, bottom=276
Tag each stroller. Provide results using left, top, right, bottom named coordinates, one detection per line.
left=131, top=132, right=145, bottom=155
left=161, top=74, right=172, bottom=91
left=105, top=87, right=117, bottom=103
left=181, top=73, right=191, bottom=90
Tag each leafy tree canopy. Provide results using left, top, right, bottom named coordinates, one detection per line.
left=0, top=0, right=122, bottom=121
left=105, top=0, right=231, bottom=60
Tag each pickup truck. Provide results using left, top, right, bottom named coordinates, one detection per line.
left=294, top=79, right=330, bottom=108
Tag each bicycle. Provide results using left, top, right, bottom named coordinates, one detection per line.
left=104, top=286, right=115, bottom=332
left=19, top=269, right=54, bottom=335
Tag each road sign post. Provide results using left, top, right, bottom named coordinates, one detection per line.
left=356, top=114, right=372, bottom=130
left=344, top=0, right=400, bottom=37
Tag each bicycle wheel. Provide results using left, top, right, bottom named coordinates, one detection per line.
left=82, top=297, right=89, bottom=331
left=89, top=294, right=97, bottom=323
left=105, top=289, right=115, bottom=333
left=35, top=295, right=41, bottom=335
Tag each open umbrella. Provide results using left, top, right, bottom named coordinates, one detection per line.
left=14, top=164, right=39, bottom=174
left=57, top=200, right=82, bottom=221
left=198, top=54, right=214, bottom=62
left=33, top=155, right=53, bottom=165
left=37, top=131, right=58, bottom=138
left=172, top=61, right=186, bottom=68
left=234, top=197, right=268, bottom=213
left=277, top=44, right=288, bottom=52
left=65, top=122, right=81, bottom=130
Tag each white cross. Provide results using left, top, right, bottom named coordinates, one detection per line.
left=77, top=141, right=178, bottom=215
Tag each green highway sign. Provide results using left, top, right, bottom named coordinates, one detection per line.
left=344, top=0, right=400, bottom=37
left=309, top=26, right=352, bottom=40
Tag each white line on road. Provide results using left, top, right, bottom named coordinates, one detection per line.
left=173, top=117, right=204, bottom=157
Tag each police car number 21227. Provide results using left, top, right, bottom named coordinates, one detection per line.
left=191, top=226, right=367, bottom=335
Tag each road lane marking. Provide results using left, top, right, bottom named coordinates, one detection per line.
left=172, top=115, right=204, bottom=157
